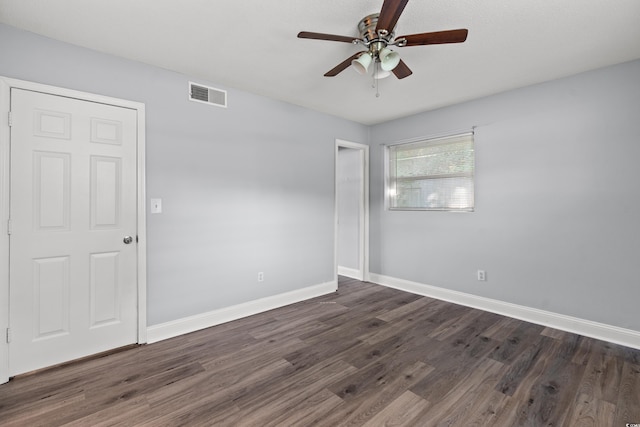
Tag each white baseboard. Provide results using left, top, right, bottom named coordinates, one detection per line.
left=147, top=280, right=337, bottom=344
left=337, top=266, right=362, bottom=280
left=369, top=273, right=640, bottom=350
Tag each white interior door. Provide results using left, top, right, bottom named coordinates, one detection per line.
left=9, top=88, right=138, bottom=376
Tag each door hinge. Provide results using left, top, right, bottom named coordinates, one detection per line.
left=7, top=219, right=11, bottom=235
left=6, top=328, right=11, bottom=344
left=8, top=111, right=12, bottom=127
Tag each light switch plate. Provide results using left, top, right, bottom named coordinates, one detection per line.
left=150, top=198, right=162, bottom=214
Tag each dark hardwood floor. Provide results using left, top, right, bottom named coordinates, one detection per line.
left=1, top=276, right=639, bottom=426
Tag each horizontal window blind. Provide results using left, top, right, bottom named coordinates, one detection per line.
left=387, top=132, right=474, bottom=211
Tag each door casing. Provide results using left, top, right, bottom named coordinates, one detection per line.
left=0, top=77, right=147, bottom=384
left=334, top=139, right=369, bottom=283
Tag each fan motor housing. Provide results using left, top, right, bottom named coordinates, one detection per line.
left=358, top=13, right=396, bottom=43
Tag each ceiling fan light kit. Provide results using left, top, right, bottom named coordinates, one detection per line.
left=298, top=0, right=469, bottom=88
left=352, top=52, right=373, bottom=75
left=374, top=63, right=392, bottom=79
left=379, top=47, right=401, bottom=71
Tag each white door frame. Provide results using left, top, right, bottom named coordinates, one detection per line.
left=0, top=77, right=147, bottom=384
left=334, top=139, right=369, bottom=283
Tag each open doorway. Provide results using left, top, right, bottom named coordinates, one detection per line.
left=335, top=139, right=369, bottom=284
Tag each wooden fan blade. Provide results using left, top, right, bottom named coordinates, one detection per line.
left=376, top=0, right=409, bottom=33
left=324, top=52, right=366, bottom=77
left=398, top=29, right=468, bottom=46
left=392, top=60, right=413, bottom=79
left=297, top=31, right=357, bottom=43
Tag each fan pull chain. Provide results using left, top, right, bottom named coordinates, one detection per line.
left=372, top=65, right=377, bottom=88
left=373, top=63, right=381, bottom=98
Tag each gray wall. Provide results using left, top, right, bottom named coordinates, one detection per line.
left=2, top=22, right=639, bottom=334
left=0, top=23, right=368, bottom=325
left=370, top=59, right=640, bottom=331
left=337, top=147, right=361, bottom=270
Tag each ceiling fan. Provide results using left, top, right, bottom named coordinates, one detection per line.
left=297, top=0, right=468, bottom=80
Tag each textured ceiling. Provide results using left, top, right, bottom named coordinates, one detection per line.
left=1, top=0, right=639, bottom=125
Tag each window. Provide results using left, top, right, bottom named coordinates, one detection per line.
left=387, top=132, right=474, bottom=211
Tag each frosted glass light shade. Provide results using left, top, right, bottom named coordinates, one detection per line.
left=352, top=53, right=372, bottom=75
left=373, top=63, right=391, bottom=79
left=379, top=47, right=400, bottom=71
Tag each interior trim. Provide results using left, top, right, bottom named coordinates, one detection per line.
left=334, top=139, right=370, bottom=284
left=370, top=273, right=640, bottom=350
left=337, top=266, right=362, bottom=280
left=146, top=280, right=338, bottom=344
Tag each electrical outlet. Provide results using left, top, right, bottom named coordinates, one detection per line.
left=257, top=272, right=264, bottom=282
left=477, top=270, right=486, bottom=281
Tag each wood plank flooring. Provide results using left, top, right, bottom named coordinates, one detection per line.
left=1, top=276, right=639, bottom=426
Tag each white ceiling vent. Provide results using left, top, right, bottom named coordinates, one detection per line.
left=189, top=82, right=227, bottom=108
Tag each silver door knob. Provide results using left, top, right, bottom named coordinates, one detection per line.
left=123, top=236, right=133, bottom=244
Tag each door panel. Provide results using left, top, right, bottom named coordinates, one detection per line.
left=91, top=156, right=121, bottom=228
left=9, top=88, right=138, bottom=375
left=34, top=152, right=70, bottom=230
left=32, top=256, right=70, bottom=339
left=90, top=251, right=120, bottom=327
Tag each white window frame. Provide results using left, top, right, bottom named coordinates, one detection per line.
left=385, top=132, right=475, bottom=212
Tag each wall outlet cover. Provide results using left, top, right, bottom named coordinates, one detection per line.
left=150, top=198, right=162, bottom=214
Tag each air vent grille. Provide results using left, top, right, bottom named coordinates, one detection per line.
left=189, top=82, right=227, bottom=108
left=190, top=84, right=209, bottom=102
